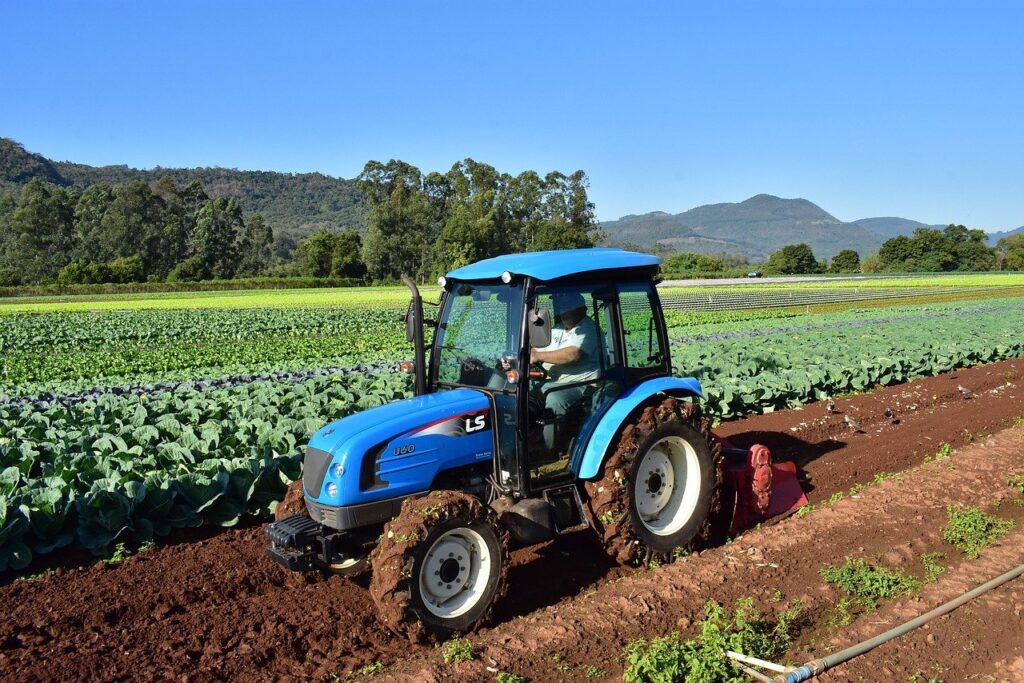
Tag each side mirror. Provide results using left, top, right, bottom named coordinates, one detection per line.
left=529, top=308, right=551, bottom=348
left=404, top=300, right=416, bottom=342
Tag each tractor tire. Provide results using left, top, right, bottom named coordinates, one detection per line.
left=585, top=397, right=721, bottom=565
left=274, top=479, right=308, bottom=521
left=369, top=490, right=508, bottom=642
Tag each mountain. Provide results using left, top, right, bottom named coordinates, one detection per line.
left=987, top=226, right=1024, bottom=245
left=0, top=137, right=365, bottom=238
left=851, top=216, right=947, bottom=239
left=601, top=194, right=884, bottom=261
left=0, top=138, right=68, bottom=189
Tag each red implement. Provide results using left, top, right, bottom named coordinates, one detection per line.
left=713, top=435, right=807, bottom=536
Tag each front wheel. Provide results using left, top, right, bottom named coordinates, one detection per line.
left=585, top=397, right=720, bottom=565
left=369, top=491, right=507, bottom=642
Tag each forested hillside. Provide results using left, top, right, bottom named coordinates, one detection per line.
left=1, top=138, right=365, bottom=239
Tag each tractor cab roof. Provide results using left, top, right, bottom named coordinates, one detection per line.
left=445, top=248, right=661, bottom=283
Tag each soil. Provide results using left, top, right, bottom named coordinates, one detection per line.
left=1, top=358, right=1023, bottom=682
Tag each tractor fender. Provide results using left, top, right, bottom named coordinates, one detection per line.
left=573, top=377, right=703, bottom=480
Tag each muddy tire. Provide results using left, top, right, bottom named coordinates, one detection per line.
left=585, top=397, right=721, bottom=565
left=274, top=479, right=309, bottom=521
left=369, top=490, right=508, bottom=642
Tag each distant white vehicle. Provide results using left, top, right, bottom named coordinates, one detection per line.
left=746, top=271, right=763, bottom=278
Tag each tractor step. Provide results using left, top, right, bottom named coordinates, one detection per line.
left=542, top=485, right=589, bottom=535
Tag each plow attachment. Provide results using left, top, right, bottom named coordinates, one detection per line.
left=716, top=436, right=807, bottom=537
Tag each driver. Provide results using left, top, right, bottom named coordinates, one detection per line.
left=530, top=291, right=600, bottom=452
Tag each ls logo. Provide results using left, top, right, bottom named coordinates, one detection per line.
left=464, top=413, right=487, bottom=433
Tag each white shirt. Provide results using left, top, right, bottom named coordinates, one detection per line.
left=541, top=315, right=601, bottom=383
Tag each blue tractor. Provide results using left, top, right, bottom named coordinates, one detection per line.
left=266, top=248, right=798, bottom=640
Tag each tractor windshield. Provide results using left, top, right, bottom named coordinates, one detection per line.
left=433, top=282, right=524, bottom=389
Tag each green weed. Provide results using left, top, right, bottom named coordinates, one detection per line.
left=942, top=506, right=1015, bottom=558
left=104, top=542, right=132, bottom=565
left=583, top=664, right=608, bottom=677
left=1008, top=473, right=1024, bottom=495
left=819, top=557, right=921, bottom=604
left=356, top=662, right=384, bottom=676
left=496, top=673, right=525, bottom=683
left=622, top=598, right=800, bottom=683
left=442, top=638, right=474, bottom=665
left=920, top=553, right=945, bottom=582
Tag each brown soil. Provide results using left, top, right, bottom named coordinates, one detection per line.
left=274, top=480, right=309, bottom=521
left=1, top=358, right=1023, bottom=682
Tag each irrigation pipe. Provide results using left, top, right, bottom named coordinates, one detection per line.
left=771, top=561, right=1024, bottom=683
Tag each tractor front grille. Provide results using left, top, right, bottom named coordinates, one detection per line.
left=303, top=447, right=333, bottom=497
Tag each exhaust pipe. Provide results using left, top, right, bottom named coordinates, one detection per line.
left=400, top=274, right=428, bottom=396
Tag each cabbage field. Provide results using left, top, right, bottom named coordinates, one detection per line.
left=2, top=275, right=1024, bottom=572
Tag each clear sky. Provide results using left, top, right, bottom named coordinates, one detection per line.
left=2, top=1, right=1021, bottom=229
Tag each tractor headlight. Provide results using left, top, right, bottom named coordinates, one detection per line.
left=501, top=270, right=513, bottom=284
left=326, top=482, right=339, bottom=497
left=437, top=276, right=447, bottom=288
left=330, top=463, right=344, bottom=479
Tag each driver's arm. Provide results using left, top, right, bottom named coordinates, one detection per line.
left=531, top=345, right=583, bottom=365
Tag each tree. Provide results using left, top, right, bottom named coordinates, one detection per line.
left=531, top=170, right=602, bottom=251
left=189, top=197, right=244, bottom=279
left=329, top=229, right=366, bottom=278
left=876, top=225, right=994, bottom=272
left=236, top=213, right=274, bottom=277
left=358, top=160, right=440, bottom=281
left=765, top=243, right=819, bottom=274
left=830, top=249, right=860, bottom=273
left=997, top=234, right=1024, bottom=271
left=664, top=253, right=726, bottom=273
left=5, top=178, right=78, bottom=282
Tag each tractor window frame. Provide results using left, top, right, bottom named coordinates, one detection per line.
left=616, top=280, right=672, bottom=382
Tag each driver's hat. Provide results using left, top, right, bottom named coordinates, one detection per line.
left=552, top=291, right=586, bottom=314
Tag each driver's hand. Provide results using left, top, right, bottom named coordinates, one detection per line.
left=530, top=348, right=540, bottom=364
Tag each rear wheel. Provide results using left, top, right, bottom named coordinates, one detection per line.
left=369, top=490, right=507, bottom=642
left=585, top=397, right=720, bottom=565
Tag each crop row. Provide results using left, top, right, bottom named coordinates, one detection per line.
left=0, top=372, right=410, bottom=571
left=4, top=303, right=1024, bottom=568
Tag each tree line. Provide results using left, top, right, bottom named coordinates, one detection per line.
left=0, top=177, right=273, bottom=286
left=0, top=158, right=600, bottom=285
left=660, top=225, right=1022, bottom=277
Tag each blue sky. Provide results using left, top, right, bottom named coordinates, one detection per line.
left=2, top=1, right=1021, bottom=229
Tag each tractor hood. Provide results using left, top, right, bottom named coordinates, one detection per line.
left=304, top=388, right=493, bottom=507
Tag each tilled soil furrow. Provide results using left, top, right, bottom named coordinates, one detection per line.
left=382, top=426, right=1024, bottom=681
left=1, top=359, right=1023, bottom=681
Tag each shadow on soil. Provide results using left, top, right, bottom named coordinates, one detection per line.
left=493, top=530, right=620, bottom=622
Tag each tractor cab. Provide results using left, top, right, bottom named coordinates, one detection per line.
left=419, top=251, right=670, bottom=503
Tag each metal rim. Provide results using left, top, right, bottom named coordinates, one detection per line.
left=418, top=527, right=491, bottom=619
left=635, top=435, right=702, bottom=536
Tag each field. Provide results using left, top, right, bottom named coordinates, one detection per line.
left=2, top=273, right=1024, bottom=681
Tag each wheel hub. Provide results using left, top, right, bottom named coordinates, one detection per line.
left=418, top=528, right=491, bottom=619
left=636, top=448, right=675, bottom=519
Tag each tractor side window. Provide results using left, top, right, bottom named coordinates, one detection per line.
left=619, top=283, right=665, bottom=371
